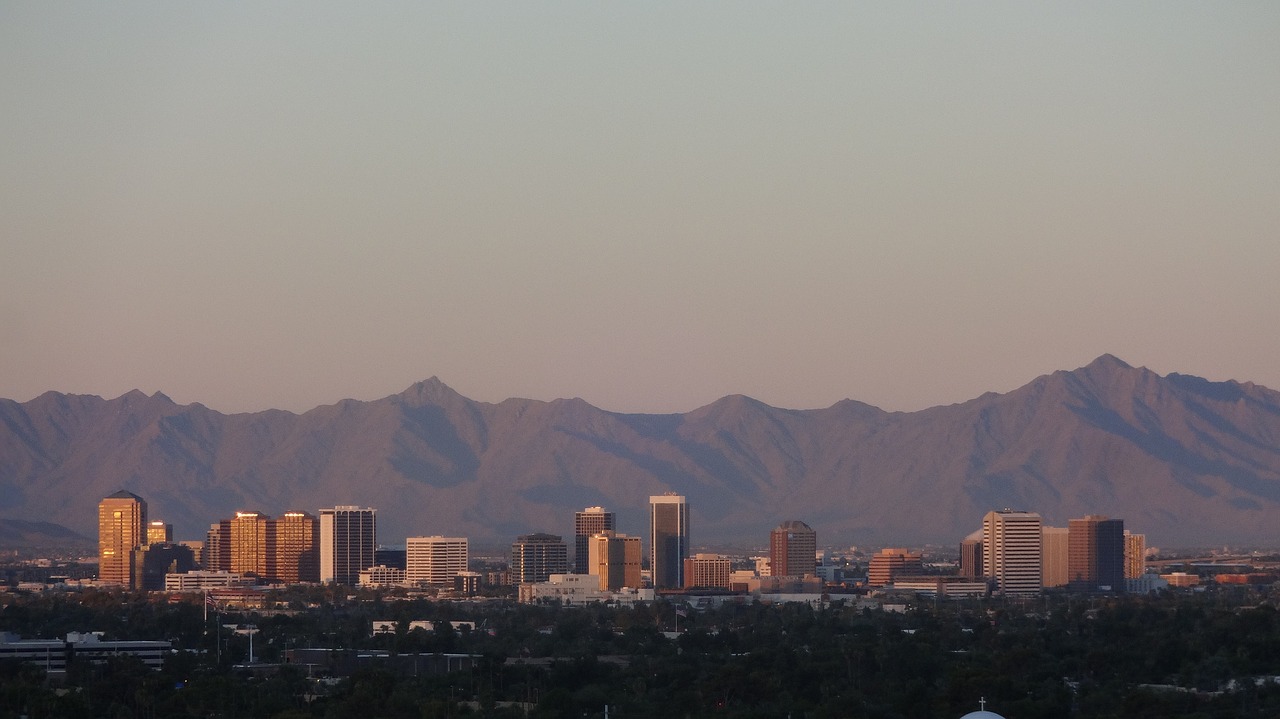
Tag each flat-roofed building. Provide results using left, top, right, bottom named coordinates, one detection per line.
left=650, top=494, right=689, bottom=589
left=511, top=533, right=568, bottom=584
left=320, top=506, right=377, bottom=585
left=146, top=521, right=172, bottom=546
left=588, top=531, right=642, bottom=590
left=274, top=511, right=319, bottom=583
left=867, top=548, right=923, bottom=587
left=1041, top=526, right=1069, bottom=588
left=229, top=511, right=272, bottom=578
left=983, top=510, right=1042, bottom=596
left=573, top=506, right=615, bottom=574
left=406, top=536, right=469, bottom=586
left=1068, top=515, right=1125, bottom=593
left=684, top=553, right=732, bottom=589
left=1124, top=530, right=1146, bottom=580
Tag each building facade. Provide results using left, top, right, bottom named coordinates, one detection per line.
left=573, top=506, right=615, bottom=574
left=274, top=511, right=320, bottom=583
left=98, top=491, right=147, bottom=588
left=406, top=536, right=469, bottom=586
left=320, top=506, right=377, bottom=585
left=684, top=553, right=732, bottom=589
left=769, top=520, right=817, bottom=577
left=1068, top=515, right=1125, bottom=592
left=867, top=548, right=923, bottom=587
left=649, top=494, right=689, bottom=589
left=982, top=510, right=1043, bottom=596
left=511, top=533, right=569, bottom=584
left=1124, top=530, right=1146, bottom=579
left=146, top=521, right=172, bottom=545
left=587, top=531, right=642, bottom=591
left=1041, top=526, right=1069, bottom=588
left=959, top=535, right=983, bottom=579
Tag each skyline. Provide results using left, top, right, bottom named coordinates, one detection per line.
left=4, top=4, right=1280, bottom=416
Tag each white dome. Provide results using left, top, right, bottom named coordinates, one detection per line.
left=959, top=712, right=1006, bottom=719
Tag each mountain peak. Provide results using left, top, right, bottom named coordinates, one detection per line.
left=1084, top=354, right=1133, bottom=372
left=397, top=376, right=464, bottom=406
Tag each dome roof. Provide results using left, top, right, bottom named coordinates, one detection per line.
left=959, top=711, right=1006, bottom=719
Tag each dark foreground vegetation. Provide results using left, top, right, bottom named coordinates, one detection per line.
left=3, top=586, right=1280, bottom=718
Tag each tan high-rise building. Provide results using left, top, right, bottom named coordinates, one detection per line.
left=229, top=511, right=272, bottom=578
left=274, top=511, right=319, bottom=583
left=146, top=521, right=172, bottom=546
left=684, top=553, right=731, bottom=589
left=982, top=510, right=1042, bottom=596
left=770, top=520, right=817, bottom=577
left=1041, top=526, right=1069, bottom=588
left=867, top=548, right=923, bottom=586
left=959, top=534, right=983, bottom=579
left=573, top=507, right=615, bottom=574
left=1124, top=531, right=1146, bottom=580
left=406, top=536, right=469, bottom=586
left=98, top=491, right=147, bottom=587
left=588, top=531, right=642, bottom=591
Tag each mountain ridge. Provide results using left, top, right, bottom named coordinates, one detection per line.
left=3, top=355, right=1279, bottom=548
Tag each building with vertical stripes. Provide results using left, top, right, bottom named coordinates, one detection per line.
left=982, top=510, right=1042, bottom=596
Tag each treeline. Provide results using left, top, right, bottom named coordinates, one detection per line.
left=3, top=587, right=1280, bottom=718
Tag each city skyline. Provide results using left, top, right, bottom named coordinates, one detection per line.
left=3, top=5, right=1279, bottom=417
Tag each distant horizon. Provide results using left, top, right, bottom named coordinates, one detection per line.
left=2, top=352, right=1271, bottom=416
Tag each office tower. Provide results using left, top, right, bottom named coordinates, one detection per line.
left=99, top=491, right=147, bottom=587
left=1068, top=515, right=1125, bottom=592
left=649, top=494, right=689, bottom=589
left=229, top=511, right=272, bottom=577
left=867, top=548, right=923, bottom=586
left=573, top=506, right=615, bottom=574
left=374, top=547, right=408, bottom=570
left=204, top=522, right=230, bottom=571
left=982, top=510, right=1043, bottom=596
left=274, top=511, right=319, bottom=583
left=319, top=506, right=377, bottom=585
left=146, top=521, right=172, bottom=546
left=511, top=533, right=569, bottom=584
left=588, top=531, right=642, bottom=591
left=1124, top=531, right=1146, bottom=580
left=406, top=536, right=469, bottom=586
left=684, top=553, right=731, bottom=589
left=959, top=534, right=983, bottom=579
left=1041, top=526, right=1069, bottom=588
left=769, top=520, right=817, bottom=577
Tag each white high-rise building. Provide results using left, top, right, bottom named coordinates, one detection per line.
left=319, top=506, right=377, bottom=585
left=982, top=510, right=1042, bottom=596
left=406, top=536, right=469, bottom=586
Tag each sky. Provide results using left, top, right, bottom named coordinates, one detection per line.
left=3, top=3, right=1279, bottom=416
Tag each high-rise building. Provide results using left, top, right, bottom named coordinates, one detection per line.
left=406, top=536, right=469, bottom=586
left=587, top=531, right=642, bottom=591
left=319, top=506, right=377, bottom=585
left=649, top=494, right=689, bottom=589
left=274, top=511, right=319, bottom=583
left=1124, top=530, right=1146, bottom=580
left=1068, top=515, right=1125, bottom=593
left=99, top=491, right=147, bottom=588
left=204, top=522, right=229, bottom=571
left=982, top=510, right=1043, bottom=596
left=229, top=511, right=272, bottom=577
left=959, top=534, right=983, bottom=579
left=867, top=548, right=923, bottom=586
left=133, top=542, right=195, bottom=591
left=769, top=520, right=817, bottom=577
left=1041, top=526, right=1069, bottom=588
left=573, top=507, right=615, bottom=574
left=511, top=533, right=569, bottom=584
left=146, top=521, right=172, bottom=546
left=684, top=553, right=731, bottom=589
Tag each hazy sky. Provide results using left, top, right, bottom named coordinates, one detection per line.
left=3, top=3, right=1278, bottom=415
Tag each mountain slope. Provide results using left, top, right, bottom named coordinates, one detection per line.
left=2, top=356, right=1279, bottom=547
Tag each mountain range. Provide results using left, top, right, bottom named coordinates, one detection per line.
left=3, top=355, right=1280, bottom=549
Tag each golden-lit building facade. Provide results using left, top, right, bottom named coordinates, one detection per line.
left=684, top=553, right=731, bottom=589
left=588, top=531, right=642, bottom=591
left=1124, top=530, right=1146, bottom=580
left=274, top=511, right=319, bottom=583
left=99, top=491, right=147, bottom=587
left=146, top=520, right=173, bottom=545
left=229, top=511, right=271, bottom=578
